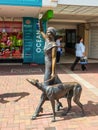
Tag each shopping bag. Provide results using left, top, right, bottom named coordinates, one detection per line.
left=80, top=57, right=88, bottom=64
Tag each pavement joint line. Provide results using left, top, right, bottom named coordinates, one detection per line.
left=10, top=68, right=43, bottom=73
left=0, top=63, right=23, bottom=65
left=63, top=67, right=98, bottom=96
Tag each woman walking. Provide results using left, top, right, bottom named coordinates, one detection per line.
left=71, top=36, right=87, bottom=71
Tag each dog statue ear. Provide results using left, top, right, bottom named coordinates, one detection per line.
left=26, top=78, right=39, bottom=85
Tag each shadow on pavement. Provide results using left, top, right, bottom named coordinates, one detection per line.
left=0, top=92, right=30, bottom=103
left=32, top=100, right=98, bottom=122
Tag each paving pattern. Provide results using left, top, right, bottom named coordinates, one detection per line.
left=0, top=63, right=98, bottom=130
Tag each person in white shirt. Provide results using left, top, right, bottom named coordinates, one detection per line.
left=56, top=36, right=63, bottom=63
left=71, top=37, right=87, bottom=71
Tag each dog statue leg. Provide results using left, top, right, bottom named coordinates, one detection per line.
left=50, top=99, right=56, bottom=122
left=73, top=86, right=85, bottom=116
left=73, top=96, right=85, bottom=116
left=63, top=96, right=72, bottom=116
left=62, top=91, right=73, bottom=116
left=56, top=100, right=63, bottom=111
left=31, top=93, right=47, bottom=120
left=62, top=96, right=72, bottom=116
left=26, top=78, right=46, bottom=118
left=52, top=75, right=63, bottom=111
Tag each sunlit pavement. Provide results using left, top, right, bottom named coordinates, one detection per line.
left=0, top=63, right=98, bottom=130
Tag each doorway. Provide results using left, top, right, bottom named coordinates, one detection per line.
left=65, top=29, right=76, bottom=55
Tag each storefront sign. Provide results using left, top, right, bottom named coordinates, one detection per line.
left=32, top=19, right=46, bottom=64
left=36, top=30, right=43, bottom=53
left=0, top=0, right=42, bottom=6
left=23, top=17, right=34, bottom=63
left=23, top=17, right=46, bottom=64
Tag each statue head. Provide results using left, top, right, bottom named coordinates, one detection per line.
left=46, top=27, right=56, bottom=37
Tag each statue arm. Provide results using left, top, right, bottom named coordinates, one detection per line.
left=39, top=18, right=46, bottom=39
left=51, top=47, right=56, bottom=77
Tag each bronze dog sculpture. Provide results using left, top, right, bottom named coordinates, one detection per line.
left=27, top=77, right=85, bottom=122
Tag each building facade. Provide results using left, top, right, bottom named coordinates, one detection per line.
left=49, top=0, right=98, bottom=59
left=0, top=0, right=98, bottom=64
left=0, top=0, right=57, bottom=64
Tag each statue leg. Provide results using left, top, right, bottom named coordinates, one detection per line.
left=53, top=75, right=63, bottom=111
left=73, top=87, right=85, bottom=116
left=50, top=99, right=56, bottom=122
left=31, top=93, right=47, bottom=120
left=56, top=99, right=63, bottom=111
left=62, top=93, right=73, bottom=116
left=44, top=75, right=63, bottom=111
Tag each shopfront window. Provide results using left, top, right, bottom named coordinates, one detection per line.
left=0, top=21, right=22, bottom=59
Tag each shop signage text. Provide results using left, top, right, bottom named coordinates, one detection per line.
left=36, top=30, right=43, bottom=53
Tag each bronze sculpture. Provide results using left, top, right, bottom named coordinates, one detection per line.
left=27, top=76, right=84, bottom=122
left=38, top=13, right=58, bottom=85
left=26, top=13, right=84, bottom=122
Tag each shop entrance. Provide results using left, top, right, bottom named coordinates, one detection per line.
left=65, top=29, right=76, bottom=55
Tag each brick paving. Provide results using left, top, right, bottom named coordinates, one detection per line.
left=0, top=63, right=98, bottom=130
